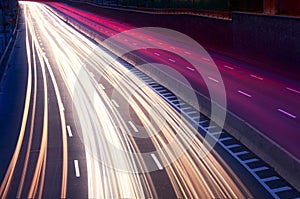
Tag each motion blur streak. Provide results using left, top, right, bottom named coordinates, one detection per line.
left=25, top=3, right=156, bottom=198
left=0, top=3, right=69, bottom=198
left=27, top=6, right=49, bottom=197
left=2, top=2, right=252, bottom=198
left=16, top=14, right=38, bottom=198
left=50, top=2, right=300, bottom=162
left=0, top=5, right=33, bottom=198
left=25, top=3, right=69, bottom=198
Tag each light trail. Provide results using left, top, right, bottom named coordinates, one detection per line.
left=28, top=3, right=157, bottom=198
left=27, top=14, right=49, bottom=197
left=0, top=3, right=70, bottom=198
left=48, top=2, right=250, bottom=198
left=2, top=2, right=253, bottom=198
left=16, top=17, right=38, bottom=198
left=0, top=5, right=33, bottom=197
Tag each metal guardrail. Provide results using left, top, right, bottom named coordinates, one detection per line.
left=126, top=7, right=231, bottom=19
left=74, top=0, right=231, bottom=19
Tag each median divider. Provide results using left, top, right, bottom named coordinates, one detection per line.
left=46, top=4, right=300, bottom=192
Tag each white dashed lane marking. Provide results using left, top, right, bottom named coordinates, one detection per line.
left=99, top=84, right=105, bottom=90
left=286, top=87, right=300, bottom=94
left=202, top=57, right=210, bottom=62
left=74, top=160, right=80, bottom=177
left=277, top=108, right=296, bottom=119
left=224, top=65, right=234, bottom=70
left=250, top=74, right=264, bottom=81
left=208, top=77, right=219, bottom=83
left=169, top=59, right=175, bottom=63
left=67, top=125, right=73, bottom=137
left=128, top=121, right=139, bottom=132
left=151, top=154, right=163, bottom=170
left=238, top=90, right=252, bottom=98
left=186, top=67, right=195, bottom=71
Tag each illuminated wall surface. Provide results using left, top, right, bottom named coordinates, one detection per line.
left=264, top=0, right=300, bottom=14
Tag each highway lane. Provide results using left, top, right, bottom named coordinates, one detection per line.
left=48, top=2, right=300, bottom=161
left=0, top=8, right=28, bottom=191
left=35, top=2, right=250, bottom=197
left=0, top=1, right=266, bottom=198
left=0, top=4, right=69, bottom=198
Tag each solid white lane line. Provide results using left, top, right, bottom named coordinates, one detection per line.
left=202, top=57, right=210, bottom=61
left=99, top=83, right=105, bottom=90
left=154, top=52, right=160, bottom=56
left=208, top=77, right=219, bottom=83
left=277, top=108, right=296, bottom=119
left=67, top=125, right=73, bottom=137
left=238, top=90, right=252, bottom=98
left=111, top=99, right=119, bottom=108
left=286, top=87, right=300, bottom=94
left=169, top=59, right=175, bottom=63
left=60, top=102, right=65, bottom=111
left=250, top=74, right=263, bottom=81
left=151, top=154, right=163, bottom=170
left=128, top=121, right=138, bottom=132
left=186, top=67, right=195, bottom=71
left=224, top=65, right=234, bottom=70
left=74, top=160, right=80, bottom=177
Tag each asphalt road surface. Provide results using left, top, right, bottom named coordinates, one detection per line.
left=0, top=1, right=297, bottom=199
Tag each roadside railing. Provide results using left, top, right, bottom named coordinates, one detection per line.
left=76, top=0, right=231, bottom=19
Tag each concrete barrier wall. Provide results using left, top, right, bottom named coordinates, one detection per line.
left=64, top=1, right=300, bottom=77
left=232, top=12, right=300, bottom=77
left=47, top=4, right=300, bottom=191
left=63, top=1, right=233, bottom=52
